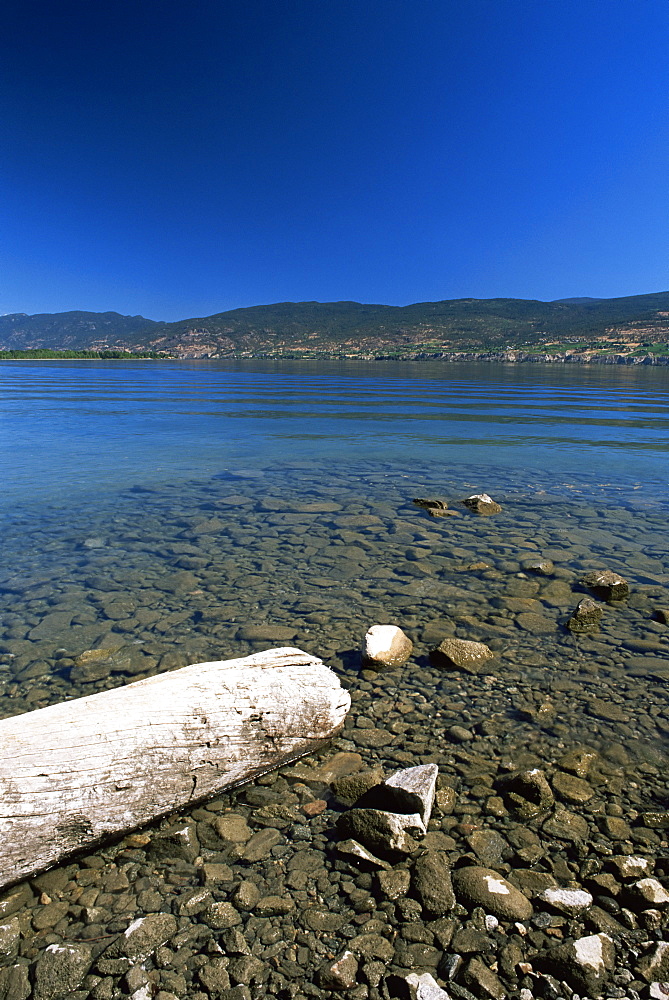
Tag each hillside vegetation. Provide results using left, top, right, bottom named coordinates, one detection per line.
left=2, top=293, right=669, bottom=361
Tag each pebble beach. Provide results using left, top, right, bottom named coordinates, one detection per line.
left=1, top=456, right=668, bottom=1000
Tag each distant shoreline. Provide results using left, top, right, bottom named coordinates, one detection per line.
left=2, top=352, right=668, bottom=365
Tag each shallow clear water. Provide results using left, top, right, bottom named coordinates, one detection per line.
left=0, top=359, right=667, bottom=757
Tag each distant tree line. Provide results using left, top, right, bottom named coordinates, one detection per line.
left=0, top=349, right=169, bottom=359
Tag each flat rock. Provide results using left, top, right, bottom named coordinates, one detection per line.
left=429, top=637, right=494, bottom=674
left=412, top=851, right=456, bottom=916
left=452, top=866, right=532, bottom=921
left=235, top=624, right=299, bottom=641
left=538, top=887, right=593, bottom=915
left=551, top=771, right=594, bottom=804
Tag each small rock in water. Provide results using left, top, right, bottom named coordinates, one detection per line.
left=362, top=624, right=413, bottom=669
left=412, top=498, right=458, bottom=517
left=567, top=596, right=603, bottom=633
left=461, top=493, right=502, bottom=515
left=429, top=637, right=494, bottom=674
left=521, top=558, right=555, bottom=575
left=582, top=569, right=629, bottom=601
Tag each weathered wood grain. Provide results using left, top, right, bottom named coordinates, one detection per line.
left=0, top=646, right=350, bottom=888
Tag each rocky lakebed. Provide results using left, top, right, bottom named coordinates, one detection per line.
left=0, top=462, right=668, bottom=1000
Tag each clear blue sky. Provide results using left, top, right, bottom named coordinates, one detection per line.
left=1, top=0, right=667, bottom=320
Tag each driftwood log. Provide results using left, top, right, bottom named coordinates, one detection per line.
left=0, top=646, right=350, bottom=888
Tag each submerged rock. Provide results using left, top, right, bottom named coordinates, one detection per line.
left=429, top=637, right=494, bottom=674
left=412, top=498, right=457, bottom=518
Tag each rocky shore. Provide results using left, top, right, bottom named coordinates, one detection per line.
left=0, top=467, right=667, bottom=999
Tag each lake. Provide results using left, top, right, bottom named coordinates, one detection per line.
left=1, top=360, right=667, bottom=720
left=1, top=358, right=669, bottom=989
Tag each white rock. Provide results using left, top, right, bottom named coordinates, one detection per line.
left=573, top=932, right=611, bottom=972
left=362, top=624, right=413, bottom=668
left=383, top=763, right=438, bottom=826
left=539, top=887, right=593, bottom=915
left=631, top=878, right=669, bottom=906
left=405, top=971, right=451, bottom=1000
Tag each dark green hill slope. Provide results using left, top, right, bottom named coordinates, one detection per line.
left=2, top=293, right=669, bottom=359
left=0, top=311, right=160, bottom=352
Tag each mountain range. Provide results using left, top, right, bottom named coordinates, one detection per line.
left=2, top=291, right=669, bottom=360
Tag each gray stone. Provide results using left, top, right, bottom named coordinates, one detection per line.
left=429, top=637, right=494, bottom=674
left=240, top=828, right=283, bottom=861
left=338, top=809, right=422, bottom=855
left=412, top=852, right=456, bottom=916
left=522, top=558, right=555, bottom=575
left=348, top=933, right=394, bottom=961
left=337, top=839, right=392, bottom=869
left=627, top=878, right=669, bottom=907
left=0, top=884, right=33, bottom=919
left=317, top=950, right=359, bottom=990
left=463, top=957, right=506, bottom=999
left=231, top=881, right=260, bottom=910
left=377, top=869, right=411, bottom=901
left=538, top=887, right=593, bottom=915
left=0, top=964, right=30, bottom=1000
left=227, top=955, right=265, bottom=985
left=542, top=807, right=590, bottom=842
left=0, top=919, right=20, bottom=958
left=198, top=957, right=231, bottom=995
left=452, top=866, right=532, bottom=921
left=214, top=813, right=252, bottom=842
left=551, top=771, right=594, bottom=803
left=362, top=625, right=413, bottom=669
left=148, top=823, right=200, bottom=862
left=515, top=612, right=557, bottom=634
left=636, top=941, right=669, bottom=983
left=235, top=624, right=298, bottom=641
left=332, top=767, right=385, bottom=806
left=33, top=943, right=93, bottom=1000
left=567, top=597, right=603, bottom=633
left=110, top=914, right=177, bottom=961
left=204, top=902, right=242, bottom=929
left=609, top=855, right=652, bottom=879
left=496, top=768, right=554, bottom=818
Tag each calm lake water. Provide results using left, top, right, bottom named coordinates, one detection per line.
left=0, top=359, right=667, bottom=757
left=2, top=359, right=669, bottom=991
left=1, top=359, right=668, bottom=512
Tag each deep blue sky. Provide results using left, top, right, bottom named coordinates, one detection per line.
left=2, top=0, right=667, bottom=320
